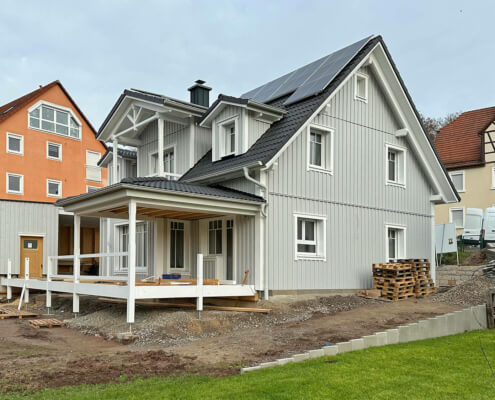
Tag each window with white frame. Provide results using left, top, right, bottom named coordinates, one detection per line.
left=6, top=173, right=23, bottom=194
left=150, top=147, right=175, bottom=177
left=86, top=185, right=99, bottom=193
left=386, top=225, right=406, bottom=260
left=6, top=133, right=23, bottom=155
left=208, top=220, right=223, bottom=255
left=219, top=118, right=237, bottom=158
left=308, top=126, right=333, bottom=172
left=29, top=103, right=80, bottom=139
left=449, top=170, right=465, bottom=193
left=386, top=144, right=406, bottom=186
left=46, top=179, right=62, bottom=198
left=354, top=73, right=368, bottom=102
left=294, top=214, right=326, bottom=260
left=116, top=223, right=148, bottom=272
left=170, top=221, right=185, bottom=269
left=86, top=150, right=101, bottom=182
left=449, top=207, right=465, bottom=228
left=46, top=142, right=62, bottom=161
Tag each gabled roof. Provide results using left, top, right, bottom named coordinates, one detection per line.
left=434, top=106, right=495, bottom=169
left=0, top=80, right=100, bottom=139
left=98, top=145, right=137, bottom=167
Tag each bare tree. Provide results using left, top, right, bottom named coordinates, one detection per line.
left=419, top=111, right=462, bottom=141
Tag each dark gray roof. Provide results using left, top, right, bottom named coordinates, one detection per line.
left=120, top=177, right=265, bottom=202
left=181, top=36, right=381, bottom=182
left=98, top=146, right=137, bottom=166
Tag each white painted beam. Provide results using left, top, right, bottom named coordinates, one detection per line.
left=127, top=200, right=137, bottom=324
left=112, top=137, right=118, bottom=184
left=73, top=214, right=80, bottom=313
left=158, top=117, right=165, bottom=177
left=395, top=128, right=408, bottom=137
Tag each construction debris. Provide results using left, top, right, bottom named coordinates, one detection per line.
left=433, top=276, right=494, bottom=306
left=29, top=318, right=65, bottom=329
left=0, top=306, right=39, bottom=320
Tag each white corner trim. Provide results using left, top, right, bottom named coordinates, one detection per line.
left=293, top=212, right=327, bottom=261
left=6, top=132, right=24, bottom=155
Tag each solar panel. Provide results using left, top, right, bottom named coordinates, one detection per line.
left=241, top=36, right=374, bottom=105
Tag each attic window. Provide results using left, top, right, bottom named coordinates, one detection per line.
left=354, top=73, right=368, bottom=102
left=29, top=103, right=80, bottom=139
left=219, top=118, right=237, bottom=157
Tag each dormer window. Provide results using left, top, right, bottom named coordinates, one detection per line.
left=29, top=102, right=81, bottom=139
left=222, top=120, right=236, bottom=157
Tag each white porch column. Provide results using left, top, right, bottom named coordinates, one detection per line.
left=127, top=199, right=137, bottom=324
left=73, top=214, right=80, bottom=314
left=196, top=253, right=203, bottom=311
left=24, top=258, right=30, bottom=304
left=6, top=259, right=12, bottom=300
left=254, top=210, right=265, bottom=293
left=112, top=137, right=119, bottom=184
left=46, top=257, right=52, bottom=311
left=157, top=117, right=164, bottom=177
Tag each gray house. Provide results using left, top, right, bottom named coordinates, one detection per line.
left=53, top=35, right=458, bottom=301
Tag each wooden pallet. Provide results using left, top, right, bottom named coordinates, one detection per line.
left=0, top=307, right=39, bottom=320
left=29, top=318, right=65, bottom=329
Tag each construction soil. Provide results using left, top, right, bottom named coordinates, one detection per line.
left=1, top=278, right=492, bottom=393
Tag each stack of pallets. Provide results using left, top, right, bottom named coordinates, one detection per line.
left=372, top=263, right=416, bottom=301
left=408, top=259, right=437, bottom=297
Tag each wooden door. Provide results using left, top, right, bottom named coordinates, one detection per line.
left=20, top=236, right=43, bottom=278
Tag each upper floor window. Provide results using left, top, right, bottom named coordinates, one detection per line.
left=449, top=207, right=464, bottom=229
left=46, top=179, right=62, bottom=198
left=386, top=144, right=406, bottom=187
left=219, top=118, right=237, bottom=158
left=6, top=173, right=23, bottom=195
left=86, top=150, right=102, bottom=182
left=354, top=73, right=368, bottom=102
left=308, top=125, right=334, bottom=173
left=449, top=170, right=465, bottom=193
left=150, top=147, right=175, bottom=177
left=29, top=103, right=80, bottom=139
left=6, top=132, right=23, bottom=155
left=47, top=142, right=62, bottom=161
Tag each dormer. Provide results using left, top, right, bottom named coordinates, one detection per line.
left=199, top=95, right=285, bottom=162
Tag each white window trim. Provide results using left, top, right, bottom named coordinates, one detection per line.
left=307, top=124, right=334, bottom=175
left=46, top=141, right=62, bottom=161
left=46, top=179, right=62, bottom=198
left=114, top=222, right=148, bottom=273
left=167, top=219, right=191, bottom=273
left=148, top=144, right=176, bottom=177
left=86, top=185, right=100, bottom=193
left=449, top=170, right=465, bottom=193
left=27, top=100, right=82, bottom=141
left=6, top=132, right=24, bottom=155
left=385, top=143, right=407, bottom=188
left=6, top=172, right=24, bottom=195
left=294, top=212, right=327, bottom=261
left=354, top=72, right=369, bottom=102
left=86, top=150, right=102, bottom=183
left=218, top=116, right=239, bottom=158
left=449, top=207, right=465, bottom=229
left=385, top=224, right=407, bottom=261
left=492, top=167, right=495, bottom=190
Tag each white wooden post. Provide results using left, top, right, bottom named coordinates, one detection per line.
left=127, top=199, right=137, bottom=324
left=158, top=117, right=164, bottom=177
left=24, top=257, right=29, bottom=304
left=196, top=253, right=203, bottom=312
left=46, top=257, right=52, bottom=311
left=112, top=137, right=119, bottom=184
left=6, top=259, right=12, bottom=300
left=73, top=214, right=80, bottom=314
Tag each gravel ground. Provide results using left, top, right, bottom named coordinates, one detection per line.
left=433, top=276, right=495, bottom=306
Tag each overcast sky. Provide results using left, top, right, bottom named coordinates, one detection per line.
left=1, top=0, right=494, bottom=128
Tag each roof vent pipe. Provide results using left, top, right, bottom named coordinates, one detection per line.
left=188, top=80, right=212, bottom=108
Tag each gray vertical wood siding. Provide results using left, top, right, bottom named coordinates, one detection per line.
left=266, top=66, right=434, bottom=290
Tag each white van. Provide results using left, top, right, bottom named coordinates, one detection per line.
left=462, top=208, right=483, bottom=242
left=482, top=207, right=495, bottom=243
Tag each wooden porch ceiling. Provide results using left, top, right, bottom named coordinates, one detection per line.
left=101, top=205, right=222, bottom=220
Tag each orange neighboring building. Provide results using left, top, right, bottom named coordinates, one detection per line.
left=0, top=81, right=107, bottom=279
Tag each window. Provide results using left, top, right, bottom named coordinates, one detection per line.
left=47, top=142, right=62, bottom=161
left=208, top=220, right=223, bottom=255
left=385, top=144, right=406, bottom=187
left=492, top=167, right=495, bottom=189
left=218, top=117, right=237, bottom=158
left=86, top=185, right=100, bottom=193
left=150, top=147, right=175, bottom=177
left=449, top=170, right=465, bottom=193
left=385, top=225, right=406, bottom=260
left=6, top=173, right=23, bottom=194
left=23, top=240, right=38, bottom=249
left=116, top=223, right=148, bottom=272
left=355, top=73, right=368, bottom=102
left=308, top=125, right=333, bottom=172
left=86, top=150, right=101, bottom=182
left=46, top=179, right=62, bottom=198
left=170, top=221, right=185, bottom=269
left=6, top=133, right=23, bottom=155
left=449, top=208, right=465, bottom=229
left=29, top=103, right=80, bottom=139
left=294, top=214, right=326, bottom=260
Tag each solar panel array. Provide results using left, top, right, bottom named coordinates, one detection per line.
left=241, top=36, right=373, bottom=106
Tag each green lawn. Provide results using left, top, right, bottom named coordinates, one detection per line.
left=6, top=331, right=495, bottom=400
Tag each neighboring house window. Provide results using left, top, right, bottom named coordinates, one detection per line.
left=492, top=167, right=495, bottom=189
left=294, top=214, right=327, bottom=260
left=386, top=225, right=406, bottom=260
left=449, top=207, right=464, bottom=228
left=386, top=144, right=406, bottom=187
left=208, top=220, right=223, bottom=255
left=29, top=103, right=80, bottom=139
left=46, top=179, right=62, bottom=198
left=86, top=185, right=99, bottom=193
left=46, top=142, right=62, bottom=161
left=6, top=173, right=23, bottom=194
left=150, top=147, right=175, bottom=177
left=308, top=125, right=334, bottom=172
left=170, top=221, right=185, bottom=269
left=116, top=223, right=148, bottom=271
left=354, top=73, right=368, bottom=102
left=6, top=133, right=23, bottom=155
left=449, top=170, right=465, bottom=193
left=86, top=150, right=102, bottom=182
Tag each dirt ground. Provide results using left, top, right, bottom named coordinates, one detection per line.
left=0, top=290, right=466, bottom=393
